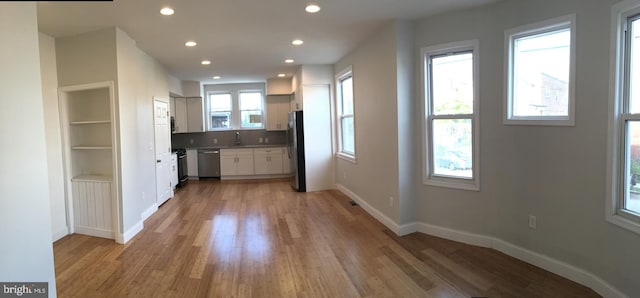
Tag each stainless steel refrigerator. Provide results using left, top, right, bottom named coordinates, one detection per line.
left=288, top=110, right=306, bottom=192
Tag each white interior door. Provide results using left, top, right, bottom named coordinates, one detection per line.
left=154, top=100, right=172, bottom=205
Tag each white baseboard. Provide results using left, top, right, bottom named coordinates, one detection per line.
left=334, top=185, right=627, bottom=298
left=74, top=225, right=115, bottom=240
left=141, top=203, right=158, bottom=221
left=116, top=221, right=143, bottom=244
left=51, top=226, right=69, bottom=242
left=335, top=184, right=403, bottom=234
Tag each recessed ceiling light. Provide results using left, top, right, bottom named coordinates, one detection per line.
left=292, top=39, right=304, bottom=46
left=185, top=41, right=197, bottom=47
left=213, top=76, right=221, bottom=80
left=160, top=7, right=174, bottom=16
left=285, top=59, right=295, bottom=64
left=278, top=73, right=286, bottom=78
left=305, top=3, right=321, bottom=13
left=201, top=60, right=211, bottom=65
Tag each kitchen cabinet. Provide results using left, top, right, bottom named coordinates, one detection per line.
left=186, top=149, right=198, bottom=177
left=186, top=97, right=204, bottom=132
left=254, top=147, right=284, bottom=175
left=173, top=97, right=203, bottom=133
left=266, top=95, right=290, bottom=131
left=221, top=149, right=254, bottom=176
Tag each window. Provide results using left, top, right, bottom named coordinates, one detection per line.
left=336, top=66, right=356, bottom=162
left=209, top=93, right=232, bottom=129
left=422, top=40, right=479, bottom=191
left=206, top=89, right=264, bottom=130
left=504, top=15, right=576, bottom=126
left=608, top=2, right=640, bottom=234
left=239, top=91, right=264, bottom=128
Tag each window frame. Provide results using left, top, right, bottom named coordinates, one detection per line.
left=335, top=66, right=357, bottom=163
left=238, top=90, right=265, bottom=129
left=207, top=92, right=233, bottom=131
left=503, top=14, right=576, bottom=126
left=421, top=40, right=480, bottom=191
left=607, top=1, right=640, bottom=235
left=205, top=90, right=265, bottom=131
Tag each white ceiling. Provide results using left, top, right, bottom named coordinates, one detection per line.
left=37, top=0, right=499, bottom=84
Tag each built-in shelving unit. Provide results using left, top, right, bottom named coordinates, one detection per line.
left=59, top=81, right=119, bottom=240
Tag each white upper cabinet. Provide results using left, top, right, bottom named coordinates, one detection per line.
left=266, top=95, right=290, bottom=131
left=186, top=97, right=204, bottom=132
left=173, top=96, right=204, bottom=133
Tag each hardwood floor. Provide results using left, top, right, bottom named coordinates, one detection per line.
left=54, top=179, right=599, bottom=297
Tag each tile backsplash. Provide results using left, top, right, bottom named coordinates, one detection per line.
left=171, top=130, right=286, bottom=149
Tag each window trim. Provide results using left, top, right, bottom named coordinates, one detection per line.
left=205, top=89, right=265, bottom=131
left=607, top=1, right=640, bottom=235
left=503, top=14, right=576, bottom=126
left=238, top=90, right=265, bottom=129
left=335, top=65, right=357, bottom=163
left=421, top=40, right=480, bottom=191
left=207, top=91, right=233, bottom=131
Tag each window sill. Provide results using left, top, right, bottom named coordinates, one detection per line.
left=423, top=176, right=479, bottom=191
left=504, top=117, right=574, bottom=126
left=606, top=212, right=640, bottom=235
left=336, top=152, right=357, bottom=164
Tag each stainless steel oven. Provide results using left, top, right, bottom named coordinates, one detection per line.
left=175, top=148, right=188, bottom=187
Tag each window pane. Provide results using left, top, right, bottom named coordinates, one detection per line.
left=341, top=76, right=354, bottom=115
left=241, top=111, right=262, bottom=128
left=432, top=119, right=472, bottom=178
left=512, top=28, right=570, bottom=117
left=431, top=53, right=473, bottom=115
left=240, top=92, right=262, bottom=110
left=342, top=116, right=354, bottom=154
left=629, top=19, right=640, bottom=113
left=626, top=121, right=640, bottom=214
left=211, top=112, right=230, bottom=129
left=210, top=94, right=232, bottom=111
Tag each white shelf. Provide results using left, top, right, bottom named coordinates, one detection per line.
left=71, top=146, right=112, bottom=150
left=70, top=120, right=111, bottom=125
left=72, top=175, right=112, bottom=182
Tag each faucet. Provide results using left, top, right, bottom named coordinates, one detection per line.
left=235, top=131, right=241, bottom=145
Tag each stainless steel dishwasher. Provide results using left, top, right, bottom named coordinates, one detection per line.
left=197, top=148, right=221, bottom=178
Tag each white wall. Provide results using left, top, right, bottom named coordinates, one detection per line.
left=334, top=22, right=401, bottom=222
left=116, top=28, right=170, bottom=238
left=413, top=0, right=640, bottom=295
left=168, top=74, right=183, bottom=96
left=182, top=80, right=202, bottom=97
left=39, top=32, right=67, bottom=241
left=55, top=27, right=170, bottom=242
left=0, top=3, right=57, bottom=295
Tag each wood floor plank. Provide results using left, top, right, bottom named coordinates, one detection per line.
left=53, top=179, right=600, bottom=297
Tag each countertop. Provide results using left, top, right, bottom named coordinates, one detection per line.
left=178, top=144, right=287, bottom=150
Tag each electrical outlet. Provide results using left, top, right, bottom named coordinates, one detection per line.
left=265, top=137, right=269, bottom=143
left=529, top=215, right=537, bottom=229
left=213, top=138, right=218, bottom=144
left=259, top=137, right=263, bottom=143
left=189, top=138, right=194, bottom=145
left=389, top=196, right=394, bottom=207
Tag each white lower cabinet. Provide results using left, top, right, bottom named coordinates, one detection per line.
left=254, top=148, right=284, bottom=175
left=186, top=149, right=198, bottom=177
left=221, top=149, right=254, bottom=176
left=220, top=147, right=290, bottom=178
